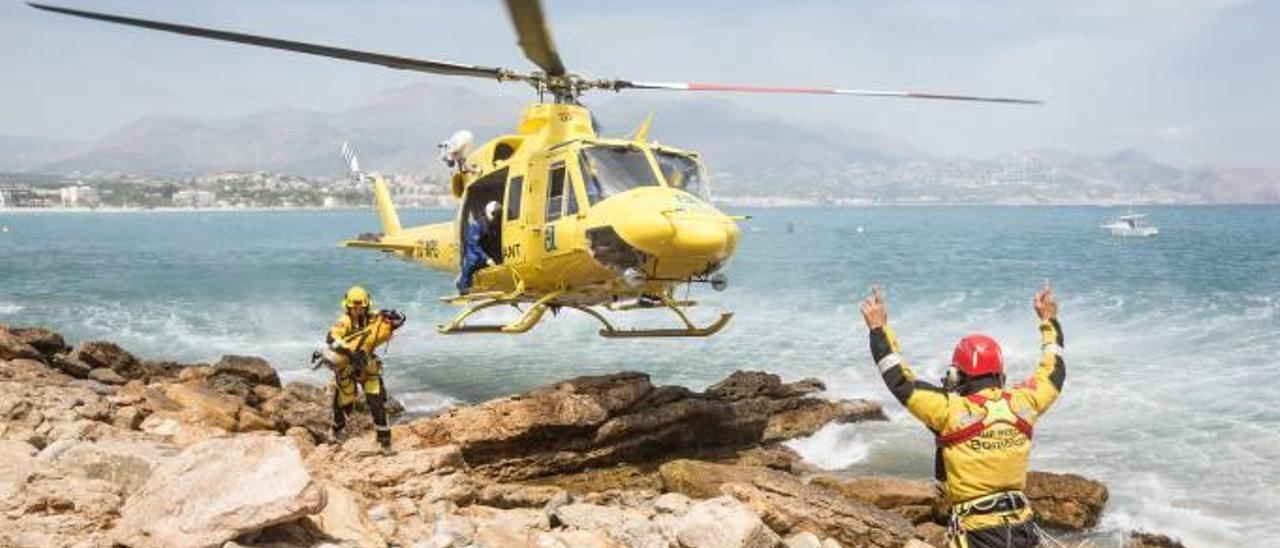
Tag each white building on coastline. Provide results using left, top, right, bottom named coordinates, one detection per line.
left=172, top=190, right=218, bottom=208
left=59, top=185, right=100, bottom=208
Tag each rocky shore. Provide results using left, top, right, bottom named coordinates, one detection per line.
left=0, top=325, right=1185, bottom=548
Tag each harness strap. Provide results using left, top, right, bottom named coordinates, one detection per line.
left=936, top=391, right=1034, bottom=448
left=937, top=420, right=987, bottom=447
left=952, top=490, right=1029, bottom=516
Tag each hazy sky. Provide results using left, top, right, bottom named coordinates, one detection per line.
left=4, top=0, right=1278, bottom=166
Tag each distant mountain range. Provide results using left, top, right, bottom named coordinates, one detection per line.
left=5, top=83, right=1279, bottom=204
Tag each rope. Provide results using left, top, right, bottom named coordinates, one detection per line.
left=1031, top=521, right=1081, bottom=548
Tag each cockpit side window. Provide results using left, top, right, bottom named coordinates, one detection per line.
left=546, top=162, right=566, bottom=222
left=655, top=151, right=709, bottom=200
left=580, top=145, right=660, bottom=205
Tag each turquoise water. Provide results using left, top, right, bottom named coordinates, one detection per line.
left=2, top=206, right=1278, bottom=545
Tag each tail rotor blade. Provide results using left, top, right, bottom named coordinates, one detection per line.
left=341, top=141, right=362, bottom=179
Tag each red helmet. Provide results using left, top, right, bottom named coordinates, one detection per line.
left=951, top=334, right=1004, bottom=377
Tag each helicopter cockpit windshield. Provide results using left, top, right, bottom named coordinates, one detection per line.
left=580, top=145, right=660, bottom=205
left=654, top=150, right=709, bottom=201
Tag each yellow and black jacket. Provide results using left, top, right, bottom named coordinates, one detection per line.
left=327, top=311, right=397, bottom=405
left=869, top=319, right=1065, bottom=531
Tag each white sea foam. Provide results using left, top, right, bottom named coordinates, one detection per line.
left=393, top=390, right=459, bottom=415
left=784, top=423, right=876, bottom=470
left=0, top=303, right=23, bottom=315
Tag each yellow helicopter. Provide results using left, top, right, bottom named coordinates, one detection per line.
left=30, top=1, right=1040, bottom=338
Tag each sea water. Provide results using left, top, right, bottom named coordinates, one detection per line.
left=2, top=206, right=1277, bottom=545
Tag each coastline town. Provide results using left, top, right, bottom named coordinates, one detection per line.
left=0, top=171, right=455, bottom=211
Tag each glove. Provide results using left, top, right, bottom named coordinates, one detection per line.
left=382, top=309, right=407, bottom=329
left=311, top=349, right=338, bottom=371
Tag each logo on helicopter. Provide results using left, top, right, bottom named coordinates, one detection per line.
left=543, top=225, right=558, bottom=252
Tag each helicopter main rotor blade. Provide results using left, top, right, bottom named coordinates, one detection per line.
left=503, top=0, right=567, bottom=77
left=614, top=81, right=1042, bottom=104
left=28, top=2, right=529, bottom=82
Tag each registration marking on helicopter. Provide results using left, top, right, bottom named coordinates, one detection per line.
left=420, top=239, right=440, bottom=259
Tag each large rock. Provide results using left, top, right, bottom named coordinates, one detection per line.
left=659, top=460, right=915, bottom=548
left=1125, top=531, right=1187, bottom=548
left=1025, top=471, right=1108, bottom=530
left=0, top=328, right=43, bottom=362
left=7, top=326, right=68, bottom=358
left=51, top=353, right=93, bottom=379
left=673, top=496, right=782, bottom=548
left=764, top=399, right=886, bottom=444
left=162, top=382, right=276, bottom=432
left=705, top=371, right=825, bottom=401
left=71, top=341, right=149, bottom=381
left=113, top=435, right=325, bottom=548
left=261, top=381, right=332, bottom=440
left=809, top=475, right=939, bottom=509
left=407, top=370, right=884, bottom=481
left=50, top=440, right=180, bottom=495
left=213, top=355, right=281, bottom=388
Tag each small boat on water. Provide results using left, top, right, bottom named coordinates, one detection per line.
left=1102, top=212, right=1158, bottom=237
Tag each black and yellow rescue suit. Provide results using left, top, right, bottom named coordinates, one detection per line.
left=326, top=310, right=402, bottom=448
left=869, top=319, right=1065, bottom=548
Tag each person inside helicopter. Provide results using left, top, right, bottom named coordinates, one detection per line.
left=457, top=202, right=499, bottom=294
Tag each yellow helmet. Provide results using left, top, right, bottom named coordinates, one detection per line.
left=343, top=285, right=371, bottom=309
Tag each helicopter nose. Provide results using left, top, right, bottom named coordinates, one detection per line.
left=613, top=211, right=738, bottom=260
left=668, top=215, right=734, bottom=256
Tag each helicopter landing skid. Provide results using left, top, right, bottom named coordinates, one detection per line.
left=576, top=296, right=732, bottom=338
left=437, top=291, right=732, bottom=338
left=436, top=290, right=562, bottom=335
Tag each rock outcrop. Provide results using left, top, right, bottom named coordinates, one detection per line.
left=660, top=459, right=917, bottom=548
left=0, top=328, right=44, bottom=362
left=408, top=370, right=885, bottom=481
left=1125, top=531, right=1188, bottom=548
left=112, top=435, right=325, bottom=548
left=1025, top=470, right=1109, bottom=530
left=809, top=475, right=941, bottom=525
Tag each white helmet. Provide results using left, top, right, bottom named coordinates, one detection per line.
left=484, top=201, right=500, bottom=221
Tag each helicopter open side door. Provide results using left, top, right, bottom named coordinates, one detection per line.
left=458, top=167, right=518, bottom=295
